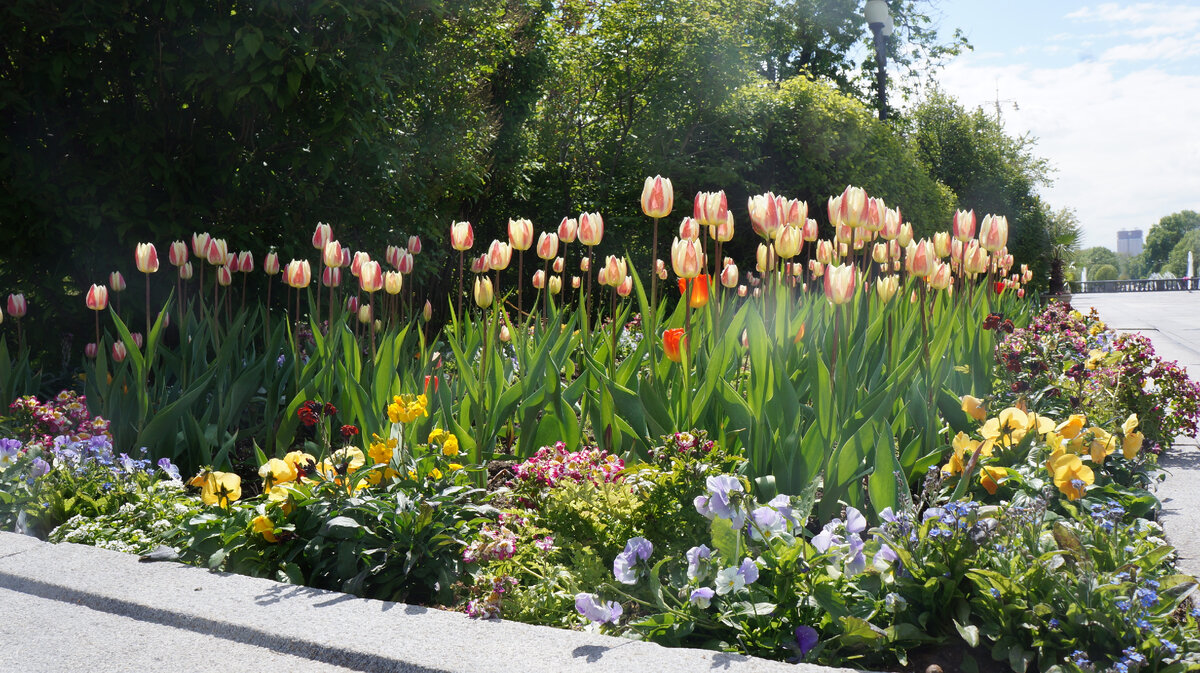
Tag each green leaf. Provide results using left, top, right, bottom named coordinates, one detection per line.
left=710, top=516, right=738, bottom=561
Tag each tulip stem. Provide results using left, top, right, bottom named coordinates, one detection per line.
left=920, top=281, right=932, bottom=408
left=368, top=294, right=376, bottom=368
left=650, top=217, right=660, bottom=334
left=543, top=260, right=550, bottom=323
left=457, top=250, right=465, bottom=326
left=610, top=289, right=618, bottom=379
left=94, top=312, right=100, bottom=357
left=517, top=252, right=524, bottom=319
left=683, top=287, right=693, bottom=427
left=145, top=275, right=152, bottom=352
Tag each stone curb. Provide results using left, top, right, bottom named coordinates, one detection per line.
left=0, top=532, right=859, bottom=673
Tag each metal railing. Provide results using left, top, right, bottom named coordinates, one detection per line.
left=1071, top=278, right=1199, bottom=293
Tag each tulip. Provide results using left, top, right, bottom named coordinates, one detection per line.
left=950, top=238, right=964, bottom=265
left=86, top=284, right=108, bottom=311
left=677, top=274, right=709, bottom=308
left=596, top=266, right=608, bottom=287
left=863, top=197, right=885, bottom=232
left=929, top=261, right=952, bottom=290
left=578, top=212, right=603, bottom=246
left=384, top=271, right=403, bottom=295
left=474, top=276, right=493, bottom=308
left=131, top=332, right=144, bottom=349
left=472, top=254, right=490, bottom=274
left=662, top=328, right=685, bottom=363
left=257, top=251, right=277, bottom=276
left=979, top=214, right=1008, bottom=252
left=224, top=251, right=236, bottom=267
left=324, top=241, right=344, bottom=268
left=340, top=248, right=351, bottom=268
left=111, top=341, right=127, bottom=363
left=408, top=235, right=422, bottom=254
left=671, top=237, right=703, bottom=278
left=933, top=232, right=951, bottom=259
left=815, top=239, right=834, bottom=265
left=872, top=243, right=888, bottom=265
left=508, top=218, right=534, bottom=251
left=655, top=259, right=667, bottom=279
left=737, top=284, right=747, bottom=297
left=784, top=198, right=809, bottom=227
left=237, top=251, right=254, bottom=273
left=532, top=269, right=546, bottom=289
left=641, top=176, right=674, bottom=219
left=897, top=223, right=913, bottom=247
left=839, top=185, right=868, bottom=228
left=823, top=264, right=856, bottom=305
left=487, top=240, right=512, bottom=271
left=549, top=276, right=562, bottom=294
left=952, top=209, right=976, bottom=241
left=537, top=232, right=559, bottom=260
left=679, top=216, right=700, bottom=241
left=710, top=211, right=735, bottom=242
left=85, top=343, right=97, bottom=359
left=312, top=222, right=332, bottom=250
left=450, top=221, right=474, bottom=251
left=358, top=304, right=373, bottom=324
left=164, top=240, right=187, bottom=267
left=284, top=260, right=311, bottom=288
left=835, top=223, right=853, bottom=245
left=423, top=300, right=433, bottom=321
left=876, top=275, right=899, bottom=303
left=720, top=263, right=738, bottom=288
left=499, top=324, right=511, bottom=342
left=579, top=256, right=590, bottom=272
left=963, top=241, right=989, bottom=276
left=191, top=232, right=211, bottom=258
left=206, top=238, right=228, bottom=266
left=385, top=245, right=401, bottom=269
left=135, top=243, right=159, bottom=273
left=880, top=208, right=901, bottom=240
left=908, top=239, right=937, bottom=278
left=397, top=252, right=414, bottom=275
left=800, top=217, right=818, bottom=242
left=558, top=217, right=578, bottom=243
left=755, top=243, right=774, bottom=273
left=809, top=260, right=825, bottom=278
left=571, top=276, right=581, bottom=289
left=747, top=192, right=781, bottom=240
left=360, top=261, right=383, bottom=293
left=217, top=264, right=233, bottom=286
left=179, top=262, right=194, bottom=280
left=350, top=251, right=370, bottom=277
left=617, top=275, right=633, bottom=297
left=7, top=294, right=26, bottom=318
left=346, top=296, right=359, bottom=312
left=601, top=256, right=627, bottom=287
left=775, top=225, right=801, bottom=259
left=694, top=190, right=728, bottom=227
left=106, top=271, right=126, bottom=293
left=889, top=240, right=901, bottom=261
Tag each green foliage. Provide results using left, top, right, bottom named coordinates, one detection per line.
left=1091, top=264, right=1118, bottom=281
left=540, top=480, right=644, bottom=558
left=1143, top=210, right=1200, bottom=273
left=48, top=482, right=200, bottom=554
left=1070, top=246, right=1120, bottom=281
left=1164, top=229, right=1200, bottom=278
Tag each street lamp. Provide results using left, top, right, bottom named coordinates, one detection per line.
left=865, top=0, right=893, bottom=120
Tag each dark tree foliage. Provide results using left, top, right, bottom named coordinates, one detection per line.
left=1143, top=210, right=1200, bottom=273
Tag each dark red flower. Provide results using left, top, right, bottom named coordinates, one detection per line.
left=340, top=424, right=359, bottom=439
left=323, top=402, right=338, bottom=417
left=297, top=401, right=321, bottom=426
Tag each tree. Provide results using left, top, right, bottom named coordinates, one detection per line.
left=1165, top=229, right=1200, bottom=278
left=1044, top=206, right=1082, bottom=294
left=1143, top=210, right=1200, bottom=272
left=1072, top=246, right=1120, bottom=276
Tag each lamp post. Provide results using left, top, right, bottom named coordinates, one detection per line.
left=865, top=0, right=893, bottom=120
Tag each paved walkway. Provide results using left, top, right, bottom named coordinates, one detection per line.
left=1069, top=291, right=1200, bottom=576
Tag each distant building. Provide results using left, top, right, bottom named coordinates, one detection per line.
left=1117, top=229, right=1143, bottom=256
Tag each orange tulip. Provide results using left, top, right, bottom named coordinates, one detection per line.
left=677, top=274, right=710, bottom=308
left=662, top=328, right=686, bottom=363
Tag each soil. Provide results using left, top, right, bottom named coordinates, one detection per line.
left=901, top=644, right=1010, bottom=673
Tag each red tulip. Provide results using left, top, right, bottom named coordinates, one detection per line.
left=408, top=235, right=422, bottom=254
left=450, top=221, right=474, bottom=251
left=322, top=267, right=342, bottom=287
left=537, top=232, right=559, bottom=261
left=359, top=260, right=384, bottom=293
left=578, top=212, right=603, bottom=246
left=324, top=241, right=344, bottom=268
left=111, top=341, right=127, bottom=362
left=312, top=222, right=332, bottom=250
left=823, top=264, right=857, bottom=305
left=191, top=232, right=211, bottom=258
left=217, top=265, right=233, bottom=286
left=85, top=342, right=97, bottom=359
left=662, top=328, right=685, bottom=363
left=179, top=262, right=194, bottom=280
left=397, top=252, right=414, bottom=274
left=7, top=293, right=26, bottom=318
left=952, top=209, right=976, bottom=241
left=264, top=252, right=280, bottom=275
left=169, top=241, right=188, bottom=266
left=557, top=217, right=577, bottom=243
left=237, top=251, right=254, bottom=273
left=284, top=260, right=311, bottom=288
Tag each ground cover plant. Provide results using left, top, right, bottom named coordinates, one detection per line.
left=2, top=182, right=1198, bottom=671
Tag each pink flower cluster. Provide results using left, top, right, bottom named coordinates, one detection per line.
left=8, top=392, right=111, bottom=450
left=509, top=441, right=624, bottom=492
left=465, top=575, right=518, bottom=619
left=462, top=524, right=518, bottom=564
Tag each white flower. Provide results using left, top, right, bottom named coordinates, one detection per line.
left=715, top=566, right=746, bottom=595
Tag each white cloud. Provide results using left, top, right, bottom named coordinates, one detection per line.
left=931, top=55, right=1200, bottom=249
left=1100, top=36, right=1200, bottom=62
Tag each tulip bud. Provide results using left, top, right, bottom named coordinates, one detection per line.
left=86, top=284, right=109, bottom=311
left=487, top=240, right=512, bottom=271
left=499, top=324, right=511, bottom=342
left=872, top=243, right=888, bottom=265
left=508, top=218, right=534, bottom=251
left=720, top=263, right=739, bottom=288
left=952, top=209, right=976, bottom=241
left=1017, top=288, right=1026, bottom=298
left=312, top=222, right=332, bottom=250
left=897, top=223, right=913, bottom=247
left=340, top=248, right=351, bottom=268
left=876, top=275, right=899, bottom=303
left=532, top=269, right=546, bottom=289
left=815, top=240, right=833, bottom=265
left=358, top=304, right=373, bottom=324
left=775, top=225, right=801, bottom=259
left=748, top=192, right=781, bottom=240
left=840, top=185, right=868, bottom=228
left=951, top=238, right=964, bottom=264
left=179, top=262, right=194, bottom=280
left=385, top=245, right=401, bottom=269
left=423, top=300, right=433, bottom=321
left=384, top=271, right=403, bottom=295
left=558, top=217, right=578, bottom=243
left=191, top=232, right=211, bottom=258
left=641, top=176, right=674, bottom=219
left=325, top=241, right=344, bottom=268
left=108, top=271, right=127, bottom=293
left=933, top=232, right=951, bottom=259
left=672, top=238, right=703, bottom=278
left=166, top=241, right=188, bottom=267
left=756, top=243, right=774, bottom=273
left=6, top=294, right=26, bottom=319
left=835, top=223, right=853, bottom=245
left=537, top=232, right=559, bottom=261
left=450, top=221, right=474, bottom=251
left=346, top=296, right=359, bottom=313
left=602, top=255, right=627, bottom=287
left=802, top=218, right=819, bottom=242
left=549, top=276, right=563, bottom=294
left=737, top=284, right=748, bottom=297
left=823, top=264, right=856, bottom=305
left=809, top=260, right=824, bottom=279
left=322, top=267, right=342, bottom=288
left=863, top=197, right=884, bottom=232
left=929, top=261, right=953, bottom=290
left=679, top=216, right=700, bottom=241
left=111, top=341, right=127, bottom=362
left=350, top=251, right=370, bottom=277
left=580, top=257, right=590, bottom=272
left=753, top=287, right=762, bottom=297
left=237, top=251, right=254, bottom=273
left=408, top=235, right=422, bottom=254
left=553, top=257, right=564, bottom=274
left=474, top=276, right=494, bottom=308
left=135, top=243, right=159, bottom=274
left=397, top=252, right=414, bottom=275
left=284, top=260, right=312, bottom=288
left=224, top=251, right=236, bottom=267
left=131, top=332, right=144, bottom=349
left=85, top=342, right=97, bottom=359
left=909, top=239, right=937, bottom=278
left=711, top=211, right=735, bottom=242
left=617, top=276, right=632, bottom=297
left=597, top=266, right=608, bottom=287
left=217, top=265, right=233, bottom=286
left=578, top=212, right=603, bottom=246
left=471, top=254, right=489, bottom=274
left=979, top=214, right=1008, bottom=252
left=359, top=261, right=384, bottom=293
left=785, top=198, right=809, bottom=227
left=206, top=238, right=228, bottom=266
left=571, top=276, right=581, bottom=289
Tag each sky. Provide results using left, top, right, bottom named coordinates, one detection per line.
left=914, top=1, right=1200, bottom=250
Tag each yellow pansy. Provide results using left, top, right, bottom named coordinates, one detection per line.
left=980, top=408, right=1028, bottom=446
left=258, top=457, right=298, bottom=490
left=941, top=433, right=994, bottom=476
left=980, top=466, right=1007, bottom=495
left=317, top=447, right=367, bottom=485
left=1050, top=453, right=1094, bottom=501
left=1122, top=414, right=1139, bottom=436
left=251, top=515, right=278, bottom=543
left=1084, top=349, right=1106, bottom=371
left=388, top=394, right=429, bottom=424
left=1024, top=412, right=1057, bottom=436
left=266, top=484, right=295, bottom=513
left=1055, top=414, right=1087, bottom=440
left=283, top=451, right=317, bottom=478
left=961, top=395, right=987, bottom=422
left=1122, top=431, right=1144, bottom=460
left=200, top=471, right=242, bottom=509
left=1088, top=427, right=1117, bottom=464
